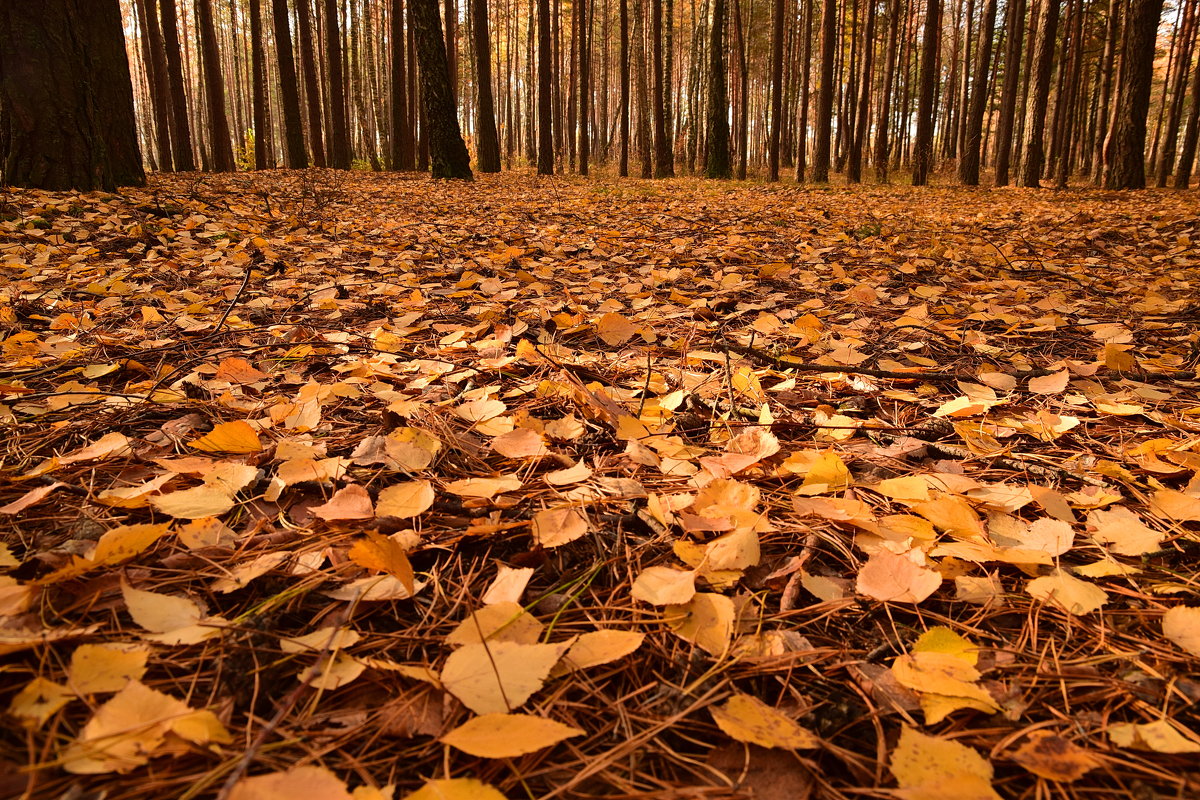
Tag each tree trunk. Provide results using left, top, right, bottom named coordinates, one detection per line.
left=194, top=0, right=235, bottom=171
left=445, top=0, right=457, bottom=103
left=1155, top=0, right=1196, bottom=186
left=538, top=0, right=554, bottom=173
left=873, top=0, right=901, bottom=181
left=137, top=0, right=175, bottom=171
left=651, top=0, right=673, bottom=175
left=635, top=0, right=652, bottom=177
left=706, top=0, right=731, bottom=176
left=323, top=0, right=352, bottom=168
left=618, top=0, right=630, bottom=174
left=579, top=0, right=592, bottom=174
left=271, top=0, right=308, bottom=167
left=992, top=0, right=1024, bottom=184
left=958, top=0, right=996, bottom=184
left=0, top=0, right=144, bottom=190
left=411, top=0, right=473, bottom=177
left=160, top=0, right=196, bottom=170
left=249, top=0, right=274, bottom=168
left=1104, top=0, right=1164, bottom=188
left=812, top=0, right=836, bottom=181
left=472, top=0, right=501, bottom=171
left=767, top=0, right=785, bottom=180
left=1019, top=0, right=1057, bottom=186
left=911, top=0, right=939, bottom=184
left=391, top=0, right=415, bottom=169
left=796, top=0, right=814, bottom=181
left=1175, top=44, right=1200, bottom=187
left=847, top=0, right=875, bottom=182
left=296, top=0, right=328, bottom=167
left=733, top=0, right=749, bottom=178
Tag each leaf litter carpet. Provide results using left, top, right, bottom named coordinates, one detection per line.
left=2, top=172, right=1200, bottom=799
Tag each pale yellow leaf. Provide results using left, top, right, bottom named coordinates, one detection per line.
left=228, top=765, right=354, bottom=800
left=67, top=644, right=149, bottom=694
left=890, top=727, right=1000, bottom=800
left=631, top=566, right=697, bottom=605
left=440, top=713, right=584, bottom=759
left=1027, top=569, right=1108, bottom=615
left=440, top=641, right=566, bottom=714
left=663, top=592, right=734, bottom=655
left=1162, top=606, right=1200, bottom=656
left=709, top=693, right=819, bottom=749
left=531, top=506, right=589, bottom=547
left=189, top=420, right=262, bottom=453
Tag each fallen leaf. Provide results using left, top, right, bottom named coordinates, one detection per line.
left=439, top=713, right=584, bottom=758
left=1010, top=731, right=1101, bottom=782
left=228, top=765, right=354, bottom=800
left=1161, top=606, right=1200, bottom=656
left=1027, top=569, right=1107, bottom=615
left=440, top=641, right=566, bottom=714
left=189, top=420, right=262, bottom=453
left=404, top=779, right=507, bottom=800
left=531, top=506, right=589, bottom=547
left=709, top=693, right=819, bottom=749
left=890, top=726, right=1000, bottom=800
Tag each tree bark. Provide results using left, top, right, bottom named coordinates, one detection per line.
left=579, top=0, right=592, bottom=173
left=992, top=0, right=1024, bottom=184
left=706, top=0, right=731, bottom=177
left=391, top=0, right=415, bottom=169
left=618, top=0, right=630, bottom=174
left=137, top=0, right=175, bottom=171
left=796, top=0, right=814, bottom=181
left=767, top=0, right=785, bottom=180
left=1175, top=37, right=1200, bottom=187
left=410, top=0, right=473, bottom=177
left=847, top=0, right=875, bottom=182
left=958, top=0, right=996, bottom=184
left=271, top=0, right=308, bottom=167
left=322, top=0, right=352, bottom=168
left=911, top=0, right=939, bottom=185
left=1104, top=0, right=1164, bottom=188
left=296, top=0, right=328, bottom=167
left=651, top=0, right=673, bottom=175
left=538, top=0, right=554, bottom=173
left=249, top=0, right=274, bottom=168
left=812, top=0, right=836, bottom=181
left=160, top=0, right=196, bottom=170
left=473, top=0, right=501, bottom=170
left=873, top=0, right=901, bottom=181
left=0, top=0, right=145, bottom=190
left=1019, top=0, right=1057, bottom=186
left=194, top=0, right=235, bottom=171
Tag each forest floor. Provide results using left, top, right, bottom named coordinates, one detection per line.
left=2, top=171, right=1200, bottom=800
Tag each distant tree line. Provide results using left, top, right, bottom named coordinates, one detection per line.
left=1, top=0, right=1196, bottom=190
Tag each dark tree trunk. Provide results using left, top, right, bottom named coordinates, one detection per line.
left=0, top=0, right=144, bottom=191
left=873, top=0, right=901, bottom=181
left=1175, top=39, right=1200, bottom=187
left=160, top=0, right=195, bottom=170
left=249, top=0, right=273, bottom=169
left=733, top=0, right=749, bottom=178
left=579, top=0, right=591, bottom=174
left=473, top=0, right=501, bottom=171
left=813, top=0, right=836, bottom=181
left=958, top=0, right=996, bottom=184
left=323, top=0, right=352, bottom=168
left=297, top=0, right=328, bottom=167
left=1019, top=0, right=1057, bottom=186
left=271, top=0, right=308, bottom=167
left=391, top=0, right=415, bottom=169
left=194, top=0, right=235, bottom=171
left=1104, top=0, right=1164, bottom=188
left=410, top=0, right=473, bottom=178
left=651, top=0, right=673, bottom=175
left=797, top=0, right=814, bottom=181
left=635, top=0, right=652, bottom=177
left=911, top=0, right=939, bottom=185
left=538, top=0, right=554, bottom=173
left=847, top=0, right=875, bottom=182
left=136, top=0, right=175, bottom=171
left=618, top=0, right=630, bottom=175
left=706, top=0, right=731, bottom=177
left=445, top=0, right=458, bottom=102
left=1090, top=0, right=1120, bottom=183
left=768, top=0, right=785, bottom=180
left=993, top=0, right=1024, bottom=185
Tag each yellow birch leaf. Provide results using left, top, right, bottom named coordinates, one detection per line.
left=709, top=693, right=820, bottom=749
left=440, top=713, right=584, bottom=758
left=189, top=420, right=262, bottom=453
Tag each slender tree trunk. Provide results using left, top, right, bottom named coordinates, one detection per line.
left=1155, top=0, right=1197, bottom=185
left=1104, top=0, right=1164, bottom=188
left=1019, top=0, right=1058, bottom=186
left=194, top=0, right=235, bottom=171
left=733, top=0, right=749, bottom=177
left=796, top=0, right=814, bottom=180
left=271, top=0, right=307, bottom=167
left=1053, top=0, right=1083, bottom=187
left=873, top=0, right=900, bottom=181
left=410, top=0, right=472, bottom=177
left=993, top=0, right=1024, bottom=184
left=579, top=0, right=592, bottom=173
left=160, top=0, right=196, bottom=170
left=296, top=0, right=328, bottom=167
left=705, top=0, right=731, bottom=176
left=472, top=0, right=501, bottom=170
left=767, top=0, right=785, bottom=179
left=847, top=0, right=875, bottom=182
left=538, top=0, right=554, bottom=172
left=618, top=0, right=630, bottom=174
left=911, top=0, right=939, bottom=184
left=391, top=0, right=415, bottom=169
left=249, top=0, right=273, bottom=169
left=651, top=0, right=673, bottom=174
left=958, top=0, right=996, bottom=184
left=812, top=0, right=836, bottom=180
left=323, top=0, right=352, bottom=167
left=1175, top=43, right=1200, bottom=187
left=635, top=0, right=652, bottom=176
left=137, top=0, right=175, bottom=171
